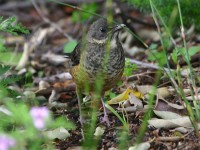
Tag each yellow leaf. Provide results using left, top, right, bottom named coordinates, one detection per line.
left=107, top=87, right=143, bottom=104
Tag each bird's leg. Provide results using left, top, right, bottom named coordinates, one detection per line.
left=101, top=97, right=110, bottom=126
left=76, top=88, right=84, bottom=125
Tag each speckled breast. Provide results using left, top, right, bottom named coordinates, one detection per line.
left=80, top=42, right=125, bottom=91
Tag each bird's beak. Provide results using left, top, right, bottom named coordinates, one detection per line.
left=108, top=24, right=126, bottom=35
left=112, top=24, right=126, bottom=32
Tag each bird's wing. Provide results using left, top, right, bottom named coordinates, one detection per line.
left=65, top=42, right=82, bottom=66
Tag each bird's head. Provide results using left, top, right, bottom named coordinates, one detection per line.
left=87, top=18, right=125, bottom=44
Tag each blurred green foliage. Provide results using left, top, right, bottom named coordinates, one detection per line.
left=0, top=64, right=20, bottom=99
left=72, top=3, right=98, bottom=22
left=0, top=51, right=22, bottom=65
left=171, top=46, right=200, bottom=64
left=0, top=16, right=29, bottom=98
left=0, top=17, right=28, bottom=65
left=0, top=37, right=6, bottom=52
left=0, top=64, right=74, bottom=149
left=147, top=43, right=167, bottom=66
left=0, top=16, right=29, bottom=35
left=127, top=0, right=200, bottom=31
left=0, top=102, right=75, bottom=149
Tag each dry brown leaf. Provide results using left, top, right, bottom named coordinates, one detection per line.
left=154, top=99, right=187, bottom=116
left=129, top=93, right=143, bottom=109
left=148, top=116, right=200, bottom=129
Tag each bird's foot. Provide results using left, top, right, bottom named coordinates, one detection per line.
left=79, top=115, right=84, bottom=126
left=100, top=97, right=110, bottom=127
left=101, top=114, right=110, bottom=127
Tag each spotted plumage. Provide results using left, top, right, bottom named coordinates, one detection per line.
left=68, top=18, right=125, bottom=126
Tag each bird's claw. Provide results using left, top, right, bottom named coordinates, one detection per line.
left=79, top=115, right=84, bottom=126
left=101, top=114, right=110, bottom=127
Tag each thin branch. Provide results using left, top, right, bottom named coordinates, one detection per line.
left=128, top=58, right=188, bottom=77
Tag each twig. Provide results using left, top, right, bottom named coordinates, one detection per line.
left=157, top=136, right=184, bottom=142
left=128, top=58, right=190, bottom=77
left=127, top=72, right=155, bottom=82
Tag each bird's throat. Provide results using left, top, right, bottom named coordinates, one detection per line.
left=92, top=38, right=107, bottom=44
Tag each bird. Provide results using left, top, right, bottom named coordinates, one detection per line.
left=67, top=18, right=125, bottom=126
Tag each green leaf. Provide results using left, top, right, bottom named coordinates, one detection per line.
left=0, top=51, right=22, bottom=65
left=149, top=43, right=158, bottom=50
left=72, top=12, right=79, bottom=23
left=109, top=92, right=117, bottom=99
left=124, top=59, right=137, bottom=77
left=147, top=49, right=167, bottom=66
left=64, top=40, right=77, bottom=53
left=171, top=48, right=178, bottom=63
left=0, top=44, right=6, bottom=52
left=105, top=103, right=129, bottom=130
left=177, top=46, right=200, bottom=61
left=188, top=46, right=200, bottom=57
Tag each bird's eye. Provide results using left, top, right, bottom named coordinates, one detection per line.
left=99, top=27, right=106, bottom=33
